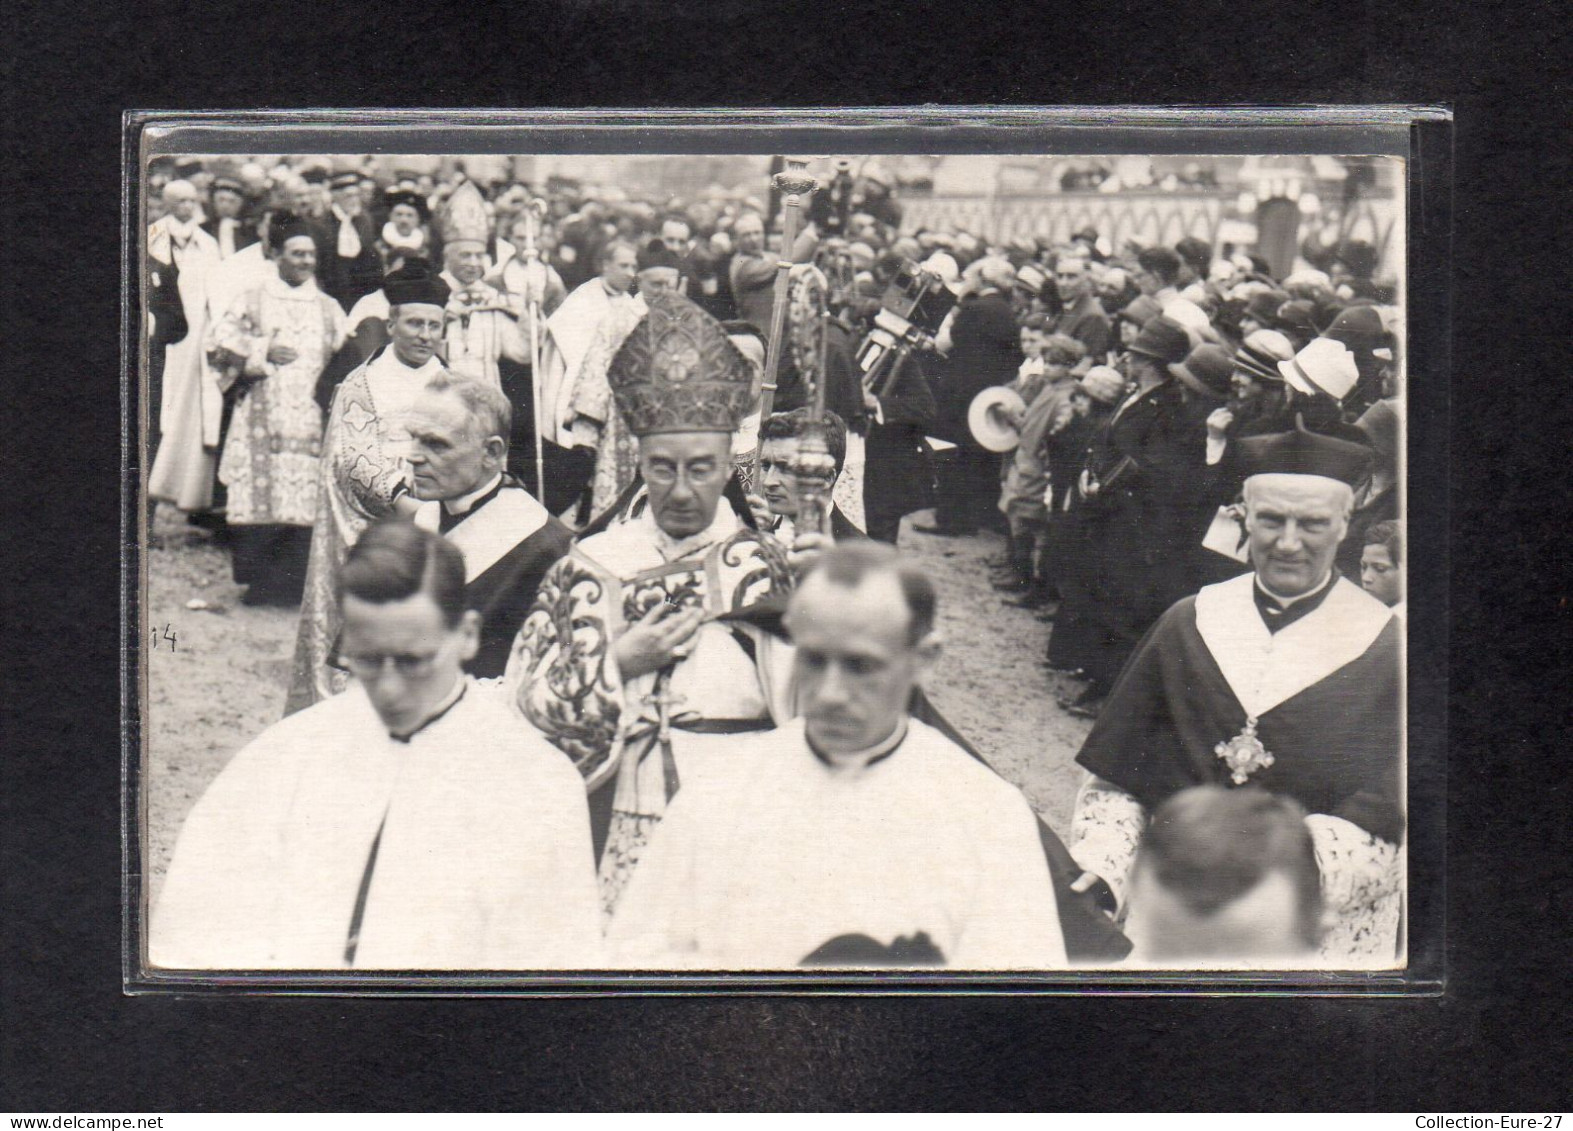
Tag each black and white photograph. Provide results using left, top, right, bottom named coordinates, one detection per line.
left=132, top=126, right=1412, bottom=982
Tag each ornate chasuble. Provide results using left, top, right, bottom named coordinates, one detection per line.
left=214, top=274, right=347, bottom=526
left=285, top=348, right=442, bottom=716
left=505, top=500, right=794, bottom=908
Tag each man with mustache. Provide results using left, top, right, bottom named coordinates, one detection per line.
left=1067, top=420, right=1403, bottom=968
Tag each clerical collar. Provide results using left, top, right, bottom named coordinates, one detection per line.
left=388, top=348, right=432, bottom=369
left=1253, top=571, right=1338, bottom=633
left=808, top=718, right=909, bottom=773
left=443, top=473, right=504, bottom=518
left=388, top=678, right=467, bottom=744
left=265, top=271, right=320, bottom=299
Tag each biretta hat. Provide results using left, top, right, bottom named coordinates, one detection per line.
left=1127, top=315, right=1191, bottom=365
left=608, top=291, right=756, bottom=436
left=1233, top=329, right=1296, bottom=384
left=266, top=211, right=314, bottom=252
left=636, top=238, right=682, bottom=273
left=1237, top=415, right=1373, bottom=488
left=1279, top=337, right=1360, bottom=402
left=1169, top=343, right=1235, bottom=401
left=383, top=262, right=451, bottom=309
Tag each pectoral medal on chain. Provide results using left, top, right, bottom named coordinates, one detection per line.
left=1214, top=716, right=1275, bottom=785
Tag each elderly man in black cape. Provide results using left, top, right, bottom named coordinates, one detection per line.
left=403, top=372, right=573, bottom=677
left=1069, top=421, right=1403, bottom=967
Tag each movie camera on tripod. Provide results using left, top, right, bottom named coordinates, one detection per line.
left=855, top=259, right=958, bottom=396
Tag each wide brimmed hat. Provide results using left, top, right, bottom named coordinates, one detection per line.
left=1115, top=294, right=1162, bottom=328
left=967, top=386, right=1028, bottom=452
left=1278, top=337, right=1360, bottom=402
left=1169, top=343, right=1235, bottom=401
left=1016, top=263, right=1048, bottom=294
left=1274, top=299, right=1321, bottom=341
left=1323, top=303, right=1392, bottom=356
left=1162, top=296, right=1215, bottom=345
left=608, top=291, right=756, bottom=436
left=1127, top=315, right=1191, bottom=365
left=1244, top=289, right=1290, bottom=324
left=1233, top=329, right=1296, bottom=384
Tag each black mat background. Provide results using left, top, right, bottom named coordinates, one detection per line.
left=2, top=0, right=1567, bottom=1112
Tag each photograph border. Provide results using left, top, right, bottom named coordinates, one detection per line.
left=122, top=105, right=1450, bottom=997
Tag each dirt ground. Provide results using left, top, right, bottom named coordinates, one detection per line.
left=141, top=503, right=1092, bottom=906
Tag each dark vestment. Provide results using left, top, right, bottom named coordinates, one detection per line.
left=931, top=292, right=1020, bottom=532
left=200, top=217, right=260, bottom=256
left=1055, top=381, right=1207, bottom=688
left=437, top=479, right=575, bottom=678
left=310, top=213, right=383, bottom=311
left=863, top=350, right=939, bottom=543
left=230, top=524, right=313, bottom=606
left=1076, top=578, right=1403, bottom=845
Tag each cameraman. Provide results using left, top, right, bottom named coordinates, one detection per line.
left=913, top=256, right=1020, bottom=538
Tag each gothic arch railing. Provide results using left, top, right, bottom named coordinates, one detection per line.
left=902, top=189, right=1399, bottom=269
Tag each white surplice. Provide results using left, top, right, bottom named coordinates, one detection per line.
left=606, top=717, right=1068, bottom=970
left=535, top=278, right=636, bottom=447
left=152, top=679, right=602, bottom=970
left=147, top=217, right=222, bottom=511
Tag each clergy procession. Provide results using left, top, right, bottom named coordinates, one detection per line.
left=145, top=153, right=1406, bottom=972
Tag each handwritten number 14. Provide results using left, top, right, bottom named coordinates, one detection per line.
left=151, top=623, right=177, bottom=652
